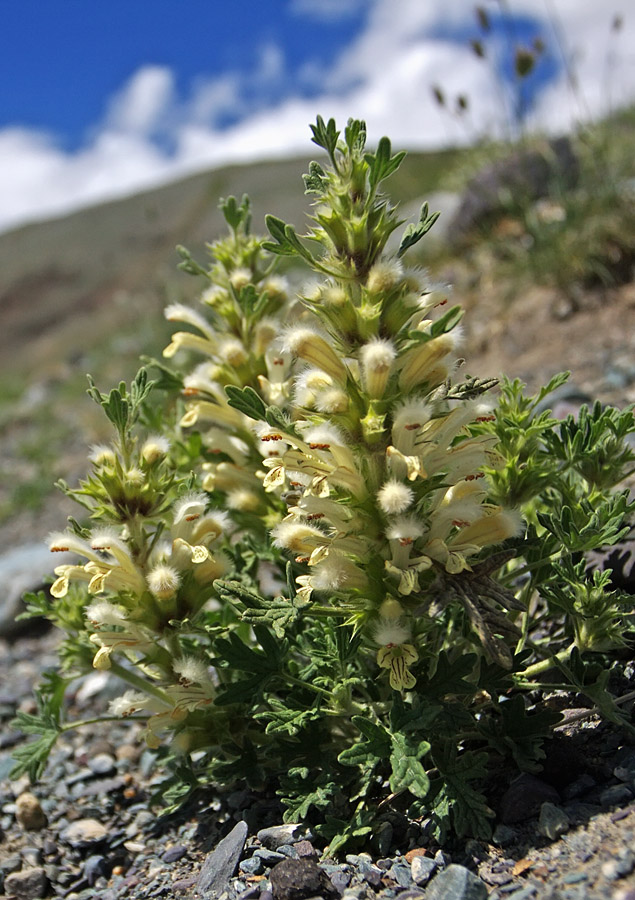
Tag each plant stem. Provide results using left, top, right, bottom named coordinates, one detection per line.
left=109, top=661, right=172, bottom=705
left=518, top=643, right=576, bottom=680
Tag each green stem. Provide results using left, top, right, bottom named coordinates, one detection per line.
left=61, top=715, right=147, bottom=732
left=109, top=661, right=172, bottom=705
left=519, top=643, right=576, bottom=680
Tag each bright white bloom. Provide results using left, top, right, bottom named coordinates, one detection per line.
left=229, top=266, right=252, bottom=290
left=366, top=259, right=404, bottom=294
left=360, top=338, right=396, bottom=398
left=141, top=435, right=171, bottom=464
left=173, top=656, right=211, bottom=686
left=147, top=565, right=181, bottom=600
left=88, top=444, right=116, bottom=466
left=377, top=480, right=414, bottom=516
left=85, top=600, right=128, bottom=627
left=374, top=617, right=411, bottom=647
left=108, top=691, right=153, bottom=717
left=386, top=516, right=424, bottom=543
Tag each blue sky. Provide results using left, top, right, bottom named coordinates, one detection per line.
left=0, top=0, right=633, bottom=232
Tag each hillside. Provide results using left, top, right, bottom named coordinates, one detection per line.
left=0, top=110, right=633, bottom=545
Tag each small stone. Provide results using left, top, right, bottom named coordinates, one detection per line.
left=255, top=848, right=287, bottom=865
left=276, top=844, right=300, bottom=859
left=15, top=792, right=47, bottom=831
left=1, top=855, right=22, bottom=874
left=83, top=855, right=108, bottom=886
left=4, top=866, right=48, bottom=900
left=20, top=847, right=43, bottom=866
left=410, top=855, right=437, bottom=886
left=388, top=862, right=413, bottom=887
left=425, top=864, right=488, bottom=900
left=600, top=783, right=633, bottom=808
left=257, top=824, right=306, bottom=849
left=239, top=856, right=265, bottom=876
left=60, top=818, right=108, bottom=848
left=329, top=868, right=351, bottom=893
left=87, top=753, right=116, bottom=777
left=162, top=844, right=188, bottom=864
left=537, top=802, right=570, bottom=840
left=269, top=858, right=337, bottom=900
left=197, top=821, right=248, bottom=898
left=492, top=824, right=516, bottom=847
left=294, top=841, right=317, bottom=860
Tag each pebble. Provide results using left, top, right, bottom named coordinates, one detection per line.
left=537, top=802, right=570, bottom=840
left=197, top=820, right=248, bottom=898
left=600, top=783, right=633, bottom=807
left=269, top=857, right=338, bottom=900
left=257, top=823, right=306, bottom=849
left=15, top=792, right=47, bottom=831
left=424, top=864, right=488, bottom=900
left=162, top=843, right=188, bottom=863
left=86, top=753, right=116, bottom=776
left=59, top=818, right=108, bottom=848
left=4, top=866, right=49, bottom=900
left=410, top=855, right=437, bottom=885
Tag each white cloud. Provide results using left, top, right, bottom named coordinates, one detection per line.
left=0, top=0, right=633, bottom=234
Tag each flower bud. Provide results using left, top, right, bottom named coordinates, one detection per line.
left=360, top=338, right=396, bottom=398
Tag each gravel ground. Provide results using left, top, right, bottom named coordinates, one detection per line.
left=3, top=629, right=635, bottom=900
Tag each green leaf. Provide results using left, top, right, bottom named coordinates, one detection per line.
left=421, top=652, right=478, bottom=699
left=389, top=732, right=431, bottom=799
left=303, top=161, right=327, bottom=195
left=426, top=747, right=493, bottom=841
left=338, top=716, right=391, bottom=767
left=478, top=694, right=562, bottom=771
left=212, top=630, right=279, bottom=675
left=365, top=137, right=406, bottom=190
left=319, top=809, right=375, bottom=855
left=398, top=202, right=441, bottom=256
left=241, top=596, right=301, bottom=639
left=220, top=194, right=251, bottom=233
left=430, top=304, right=464, bottom=338
left=224, top=385, right=267, bottom=420
left=256, top=698, right=322, bottom=736
left=309, top=116, right=340, bottom=162
left=175, top=244, right=210, bottom=278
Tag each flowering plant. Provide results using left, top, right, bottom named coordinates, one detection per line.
left=13, top=118, right=635, bottom=851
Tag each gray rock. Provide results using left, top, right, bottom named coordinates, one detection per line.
left=600, top=783, right=633, bottom=808
left=410, top=855, right=436, bottom=885
left=537, top=801, right=570, bottom=840
left=83, top=854, right=108, bottom=886
left=87, top=753, right=116, bottom=777
left=257, top=823, right=306, bottom=849
left=269, top=857, right=337, bottom=900
left=0, top=543, right=70, bottom=638
left=491, top=824, right=516, bottom=847
left=197, top=820, right=248, bottom=898
left=4, top=866, right=48, bottom=900
left=59, top=818, right=108, bottom=848
left=162, top=844, right=188, bottom=864
left=425, top=864, right=488, bottom=900
left=239, top=856, right=265, bottom=876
